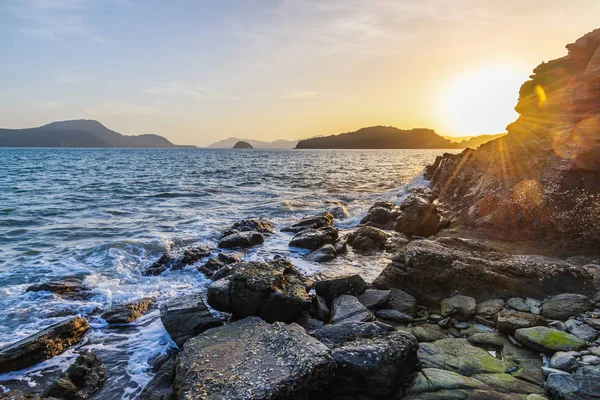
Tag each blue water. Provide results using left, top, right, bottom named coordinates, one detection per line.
left=0, top=148, right=455, bottom=398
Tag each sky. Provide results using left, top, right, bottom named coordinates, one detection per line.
left=1, top=0, right=599, bottom=146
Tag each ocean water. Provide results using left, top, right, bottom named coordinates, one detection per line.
left=0, top=148, right=457, bottom=398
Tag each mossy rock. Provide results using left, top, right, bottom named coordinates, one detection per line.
left=514, top=327, right=585, bottom=354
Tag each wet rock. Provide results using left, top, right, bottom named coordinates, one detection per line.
left=176, top=246, right=211, bottom=269
left=566, top=319, right=599, bottom=342
left=174, top=317, right=336, bottom=399
left=507, top=298, right=531, bottom=312
left=346, top=226, right=389, bottom=253
left=160, top=294, right=223, bottom=348
left=394, top=195, right=441, bottom=237
left=546, top=373, right=600, bottom=400
left=386, top=288, right=417, bottom=316
left=440, top=295, right=477, bottom=322
left=467, top=332, right=510, bottom=348
left=26, top=278, right=89, bottom=298
left=0, top=390, right=49, bottom=399
left=309, top=295, right=330, bottom=322
left=375, top=309, right=413, bottom=323
left=144, top=253, right=176, bottom=276
left=328, top=330, right=418, bottom=397
left=515, top=327, right=586, bottom=354
left=139, top=354, right=175, bottom=400
left=306, top=244, right=337, bottom=262
left=101, top=297, right=155, bottom=325
left=314, top=274, right=367, bottom=303
left=333, top=237, right=348, bottom=254
left=476, top=299, right=505, bottom=318
left=330, top=295, right=375, bottom=324
left=0, top=316, right=89, bottom=373
left=541, top=293, right=593, bottom=321
left=293, top=312, right=324, bottom=331
left=359, top=201, right=400, bottom=230
left=550, top=351, right=579, bottom=371
left=206, top=259, right=311, bottom=322
left=326, top=205, right=349, bottom=220
left=407, top=324, right=447, bottom=342
left=357, top=289, right=392, bottom=310
left=312, top=321, right=394, bottom=348
left=218, top=231, right=264, bottom=249
left=196, top=256, right=224, bottom=277
left=372, top=239, right=597, bottom=308
left=584, top=318, right=600, bottom=330
left=281, top=212, right=334, bottom=233
left=222, top=218, right=275, bottom=237
left=289, top=226, right=338, bottom=251
left=42, top=353, right=105, bottom=400
left=496, top=311, right=546, bottom=335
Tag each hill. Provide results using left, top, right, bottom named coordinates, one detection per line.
left=207, top=137, right=298, bottom=149
left=0, top=120, right=193, bottom=148
left=295, top=126, right=501, bottom=149
left=233, top=141, right=253, bottom=149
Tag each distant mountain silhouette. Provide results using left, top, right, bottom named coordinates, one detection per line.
left=295, top=126, right=503, bottom=149
left=233, top=141, right=253, bottom=149
left=456, top=133, right=506, bottom=148
left=207, top=137, right=298, bottom=149
left=0, top=120, right=193, bottom=148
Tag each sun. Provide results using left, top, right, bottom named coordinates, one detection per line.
left=437, top=65, right=529, bottom=136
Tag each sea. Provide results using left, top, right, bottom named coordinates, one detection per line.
left=0, top=148, right=458, bottom=398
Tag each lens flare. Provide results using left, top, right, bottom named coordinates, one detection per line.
left=535, top=85, right=547, bottom=108
left=513, top=180, right=544, bottom=207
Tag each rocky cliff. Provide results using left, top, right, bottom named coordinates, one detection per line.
left=425, top=29, right=600, bottom=253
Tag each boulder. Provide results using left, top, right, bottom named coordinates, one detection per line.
left=507, top=298, right=531, bottom=312
left=144, top=246, right=211, bottom=276
left=282, top=212, right=334, bottom=233
left=386, top=288, right=417, bottom=316
left=441, top=295, right=477, bottom=321
left=101, top=297, right=155, bottom=325
left=566, top=319, right=598, bottom=342
left=0, top=316, right=89, bottom=373
left=406, top=324, right=447, bottom=342
left=359, top=202, right=400, bottom=230
left=160, top=294, right=223, bottom=348
left=346, top=226, right=389, bottom=253
left=314, top=274, right=367, bottom=303
left=26, top=278, right=89, bottom=298
left=496, top=311, right=546, bottom=335
left=514, top=327, right=586, bottom=354
left=306, top=244, right=337, bottom=262
left=541, top=293, right=593, bottom=320
left=477, top=299, right=505, bottom=318
left=309, top=295, right=330, bottom=322
left=550, top=351, right=579, bottom=371
left=289, top=226, right=338, bottom=250
left=419, top=338, right=505, bottom=376
left=375, top=309, right=413, bottom=323
left=546, top=373, right=600, bottom=400
left=206, top=259, right=311, bottom=322
left=394, top=195, right=441, bottom=237
left=330, top=295, right=375, bottom=324
left=372, top=239, right=597, bottom=308
left=222, top=218, right=275, bottom=237
left=326, top=204, right=350, bottom=220
left=312, top=321, right=394, bottom=348
left=328, top=330, right=419, bottom=397
left=174, top=317, right=336, bottom=399
left=293, top=312, right=324, bottom=331
left=144, top=253, right=176, bottom=276
left=197, top=253, right=242, bottom=278
left=139, top=354, right=176, bottom=400
left=357, top=289, right=392, bottom=310
left=42, top=353, right=105, bottom=400
left=218, top=231, right=264, bottom=248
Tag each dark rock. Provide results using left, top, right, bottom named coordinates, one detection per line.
left=139, top=355, right=175, bottom=400
left=394, top=195, right=441, bottom=237
left=197, top=252, right=241, bottom=278
left=372, top=239, right=597, bottom=308
left=507, top=297, right=531, bottom=312
left=375, top=309, right=413, bottom=323
left=467, top=332, right=510, bottom=348
left=359, top=202, right=400, bottom=230
left=232, top=140, right=253, bottom=149
left=217, top=252, right=242, bottom=264
left=546, top=373, right=600, bottom=399
left=26, top=278, right=88, bottom=298
left=476, top=299, right=505, bottom=318
left=306, top=244, right=337, bottom=262
left=314, top=274, right=367, bottom=303
left=144, top=253, right=176, bottom=276
left=326, top=205, right=350, bottom=220
left=206, top=259, right=311, bottom=322
left=159, top=294, right=223, bottom=348
left=550, top=351, right=579, bottom=371
left=101, top=297, right=155, bottom=325
left=293, top=312, right=325, bottom=331
left=0, top=316, right=89, bottom=373
left=196, top=257, right=223, bottom=277
left=514, top=327, right=586, bottom=354
left=357, top=289, right=392, bottom=310
left=289, top=226, right=338, bottom=250
left=330, top=295, right=375, bottom=324
left=440, top=295, right=477, bottom=321
left=386, top=288, right=417, bottom=316
left=222, top=218, right=274, bottom=237
left=541, top=293, right=593, bottom=320
left=346, top=226, right=389, bottom=253
left=218, top=231, right=264, bottom=249
left=309, top=295, right=330, bottom=322
left=333, top=237, right=348, bottom=254
left=406, top=324, right=447, bottom=342
left=174, top=317, right=336, bottom=399
left=566, top=319, right=598, bottom=342
left=175, top=246, right=211, bottom=269
left=42, top=353, right=105, bottom=400
left=329, top=330, right=418, bottom=397
left=496, top=311, right=546, bottom=335
left=281, top=212, right=334, bottom=233
left=0, top=390, right=48, bottom=399
left=312, top=321, right=395, bottom=348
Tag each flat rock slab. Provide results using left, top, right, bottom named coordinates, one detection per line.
left=357, top=289, right=392, bottom=310
left=418, top=338, right=505, bottom=376
left=496, top=311, right=546, bottom=335
left=546, top=373, right=600, bottom=399
left=0, top=316, right=89, bottom=373
left=160, top=294, right=223, bottom=348
left=26, top=278, right=89, bottom=298
left=330, top=295, right=374, bottom=324
left=174, top=317, right=336, bottom=399
left=313, top=321, right=394, bottom=348
left=101, top=297, right=156, bottom=324
left=514, top=326, right=586, bottom=354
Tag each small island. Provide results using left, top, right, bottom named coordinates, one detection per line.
left=233, top=141, right=253, bottom=149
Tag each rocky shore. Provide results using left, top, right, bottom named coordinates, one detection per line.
left=1, top=29, right=600, bottom=400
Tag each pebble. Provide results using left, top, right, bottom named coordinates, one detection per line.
left=454, top=322, right=470, bottom=330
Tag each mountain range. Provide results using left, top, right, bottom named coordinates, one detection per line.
left=0, top=120, right=193, bottom=148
